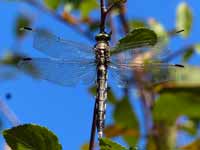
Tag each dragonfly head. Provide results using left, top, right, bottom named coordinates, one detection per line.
left=95, top=33, right=110, bottom=42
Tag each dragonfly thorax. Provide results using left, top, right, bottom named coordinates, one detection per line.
left=95, top=41, right=110, bottom=64
left=95, top=32, right=110, bottom=64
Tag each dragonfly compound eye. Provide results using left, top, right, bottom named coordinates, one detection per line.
left=95, top=33, right=110, bottom=41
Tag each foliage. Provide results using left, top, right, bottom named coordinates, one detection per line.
left=44, top=0, right=60, bottom=10
left=176, top=2, right=193, bottom=37
left=111, top=28, right=157, bottom=54
left=3, top=124, right=62, bottom=150
left=99, top=138, right=127, bottom=150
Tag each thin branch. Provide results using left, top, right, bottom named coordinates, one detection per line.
left=89, top=100, right=97, bottom=150
left=106, top=3, right=116, bottom=15
left=118, top=4, right=129, bottom=33
left=27, top=0, right=93, bottom=40
left=108, top=14, right=117, bottom=45
left=100, top=0, right=105, bottom=11
left=99, top=0, right=122, bottom=33
left=0, top=99, right=20, bottom=126
left=100, top=0, right=107, bottom=32
left=133, top=71, right=154, bottom=134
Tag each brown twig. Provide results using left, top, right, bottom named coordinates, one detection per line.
left=99, top=0, right=120, bottom=33
left=106, top=3, right=117, bottom=15
left=133, top=70, right=155, bottom=134
left=99, top=0, right=107, bottom=33
left=108, top=14, right=117, bottom=45
left=118, top=4, right=129, bottom=33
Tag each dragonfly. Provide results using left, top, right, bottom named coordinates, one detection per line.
left=18, top=27, right=184, bottom=138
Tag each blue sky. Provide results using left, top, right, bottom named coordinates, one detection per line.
left=0, top=0, right=199, bottom=150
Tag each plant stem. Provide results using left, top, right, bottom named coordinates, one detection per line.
left=108, top=14, right=117, bottom=44
left=89, top=100, right=97, bottom=150
left=118, top=5, right=129, bottom=33
left=106, top=3, right=116, bottom=15
left=100, top=0, right=106, bottom=33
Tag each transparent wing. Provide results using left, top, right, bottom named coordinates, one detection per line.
left=108, top=64, right=131, bottom=88
left=152, top=49, right=173, bottom=60
left=110, top=48, right=173, bottom=69
left=109, top=61, right=184, bottom=87
left=17, top=58, right=96, bottom=86
left=0, top=65, right=18, bottom=81
left=25, top=28, right=95, bottom=61
left=132, top=62, right=184, bottom=84
left=110, top=40, right=172, bottom=64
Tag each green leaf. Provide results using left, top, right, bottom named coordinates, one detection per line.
left=99, top=138, right=127, bottom=150
left=113, top=97, right=139, bottom=146
left=104, top=124, right=139, bottom=138
left=62, top=0, right=81, bottom=10
left=118, top=28, right=157, bottom=46
left=129, top=19, right=146, bottom=29
left=179, top=120, right=198, bottom=135
left=154, top=66, right=200, bottom=89
left=15, top=15, right=31, bottom=38
left=172, top=66, right=200, bottom=86
left=146, top=124, right=178, bottom=150
left=176, top=2, right=193, bottom=37
left=44, top=0, right=60, bottom=10
left=89, top=86, right=96, bottom=95
left=62, top=0, right=80, bottom=6
left=1, top=52, right=23, bottom=66
left=108, top=0, right=127, bottom=6
left=81, top=143, right=89, bottom=150
left=111, top=28, right=157, bottom=54
left=194, top=44, right=200, bottom=54
left=0, top=52, right=42, bottom=78
left=3, top=124, right=62, bottom=150
left=146, top=135, right=157, bottom=150
left=148, top=19, right=169, bottom=46
left=153, top=88, right=200, bottom=124
left=114, top=97, right=138, bottom=128
left=111, top=0, right=127, bottom=4
left=80, top=0, right=98, bottom=18
left=182, top=47, right=194, bottom=62
left=107, top=89, right=118, bottom=105
left=180, top=139, right=200, bottom=150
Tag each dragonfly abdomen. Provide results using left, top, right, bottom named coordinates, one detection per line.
left=96, top=63, right=108, bottom=138
left=95, top=33, right=110, bottom=138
